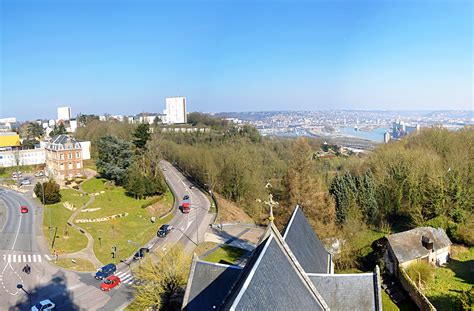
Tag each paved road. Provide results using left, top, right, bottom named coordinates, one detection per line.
left=0, top=161, right=212, bottom=310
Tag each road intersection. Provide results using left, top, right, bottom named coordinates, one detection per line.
left=0, top=161, right=211, bottom=310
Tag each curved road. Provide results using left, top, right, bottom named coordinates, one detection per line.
left=0, top=161, right=212, bottom=310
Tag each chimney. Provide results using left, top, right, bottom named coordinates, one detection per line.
left=422, top=236, right=434, bottom=251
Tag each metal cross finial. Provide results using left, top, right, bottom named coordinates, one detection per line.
left=264, top=193, right=279, bottom=223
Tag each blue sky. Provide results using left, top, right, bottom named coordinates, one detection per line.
left=1, top=0, right=472, bottom=120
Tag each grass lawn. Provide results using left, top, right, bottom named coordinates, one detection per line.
left=424, top=245, right=474, bottom=310
left=82, top=159, right=97, bottom=171
left=53, top=258, right=96, bottom=272
left=77, top=178, right=175, bottom=264
left=203, top=245, right=247, bottom=265
left=81, top=177, right=108, bottom=193
left=42, top=189, right=90, bottom=254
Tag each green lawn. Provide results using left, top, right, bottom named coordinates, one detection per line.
left=81, top=177, right=108, bottom=193
left=53, top=258, right=96, bottom=272
left=42, top=189, right=90, bottom=254
left=424, top=245, right=474, bottom=310
left=77, top=178, right=174, bottom=264
left=203, top=245, right=247, bottom=265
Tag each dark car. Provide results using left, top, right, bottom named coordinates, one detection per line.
left=157, top=224, right=172, bottom=238
left=95, top=263, right=116, bottom=280
left=183, top=195, right=190, bottom=200
left=133, top=247, right=150, bottom=260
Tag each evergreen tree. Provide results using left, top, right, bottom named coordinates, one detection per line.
left=96, top=135, right=133, bottom=185
left=133, top=123, right=151, bottom=151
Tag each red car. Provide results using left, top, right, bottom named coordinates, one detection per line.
left=20, top=206, right=28, bottom=214
left=100, top=275, right=120, bottom=291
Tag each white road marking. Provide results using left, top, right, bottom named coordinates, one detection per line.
left=27, top=255, right=31, bottom=262
left=37, top=255, right=42, bottom=263
left=11, top=209, right=23, bottom=250
left=115, top=271, right=126, bottom=278
left=32, top=255, right=37, bottom=263
left=7, top=255, right=11, bottom=263
left=44, top=254, right=51, bottom=261
left=23, top=255, right=26, bottom=262
left=12, top=254, right=16, bottom=263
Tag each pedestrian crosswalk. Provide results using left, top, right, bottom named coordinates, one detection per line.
left=115, top=270, right=135, bottom=285
left=2, top=253, right=47, bottom=263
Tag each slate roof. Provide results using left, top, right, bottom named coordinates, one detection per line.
left=282, top=205, right=331, bottom=273
left=48, top=135, right=81, bottom=151
left=182, top=206, right=382, bottom=311
left=51, top=134, right=77, bottom=145
left=387, top=227, right=452, bottom=263
left=182, top=260, right=242, bottom=311
left=308, top=271, right=382, bottom=311
left=220, top=223, right=328, bottom=311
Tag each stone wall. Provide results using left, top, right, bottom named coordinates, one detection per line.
left=398, top=267, right=436, bottom=311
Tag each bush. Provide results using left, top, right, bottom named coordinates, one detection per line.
left=406, top=261, right=435, bottom=289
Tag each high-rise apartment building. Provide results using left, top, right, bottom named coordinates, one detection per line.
left=57, top=106, right=71, bottom=121
left=163, top=97, right=187, bottom=124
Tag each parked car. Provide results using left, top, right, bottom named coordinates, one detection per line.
left=157, top=224, right=172, bottom=237
left=189, top=185, right=195, bottom=189
left=21, top=179, right=31, bottom=185
left=100, top=275, right=120, bottom=291
left=34, top=171, right=44, bottom=177
left=20, top=206, right=29, bottom=214
left=31, top=299, right=56, bottom=311
left=133, top=247, right=150, bottom=260
left=12, top=172, right=22, bottom=178
left=95, top=263, right=116, bottom=280
left=183, top=195, right=190, bottom=200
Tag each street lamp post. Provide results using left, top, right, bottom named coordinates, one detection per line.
left=17, top=284, right=32, bottom=308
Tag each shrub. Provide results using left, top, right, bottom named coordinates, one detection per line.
left=406, top=261, right=435, bottom=289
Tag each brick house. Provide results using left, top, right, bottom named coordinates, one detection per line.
left=45, top=135, right=84, bottom=179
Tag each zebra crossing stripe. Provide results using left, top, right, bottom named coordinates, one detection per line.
left=37, top=255, right=42, bottom=263
left=27, top=255, right=31, bottom=262
left=32, top=255, right=37, bottom=263
left=7, top=255, right=11, bottom=262
left=121, top=275, right=133, bottom=283
left=44, top=254, right=51, bottom=261
left=12, top=254, right=16, bottom=263
left=115, top=271, right=126, bottom=278
left=23, top=255, right=26, bottom=262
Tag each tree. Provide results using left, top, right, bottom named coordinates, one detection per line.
left=49, top=123, right=67, bottom=137
left=133, top=123, right=151, bottom=152
left=329, top=172, right=357, bottom=224
left=153, top=116, right=162, bottom=125
left=21, top=139, right=39, bottom=149
left=96, top=135, right=133, bottom=185
left=34, top=180, right=61, bottom=204
left=132, top=246, right=191, bottom=310
left=27, top=122, right=44, bottom=138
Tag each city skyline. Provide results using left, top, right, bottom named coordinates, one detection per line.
left=1, top=0, right=472, bottom=120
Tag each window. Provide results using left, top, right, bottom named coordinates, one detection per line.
left=68, top=162, right=73, bottom=169
left=68, top=153, right=72, bottom=159
left=76, top=152, right=80, bottom=158
left=60, top=154, right=64, bottom=160
left=60, top=163, right=64, bottom=170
